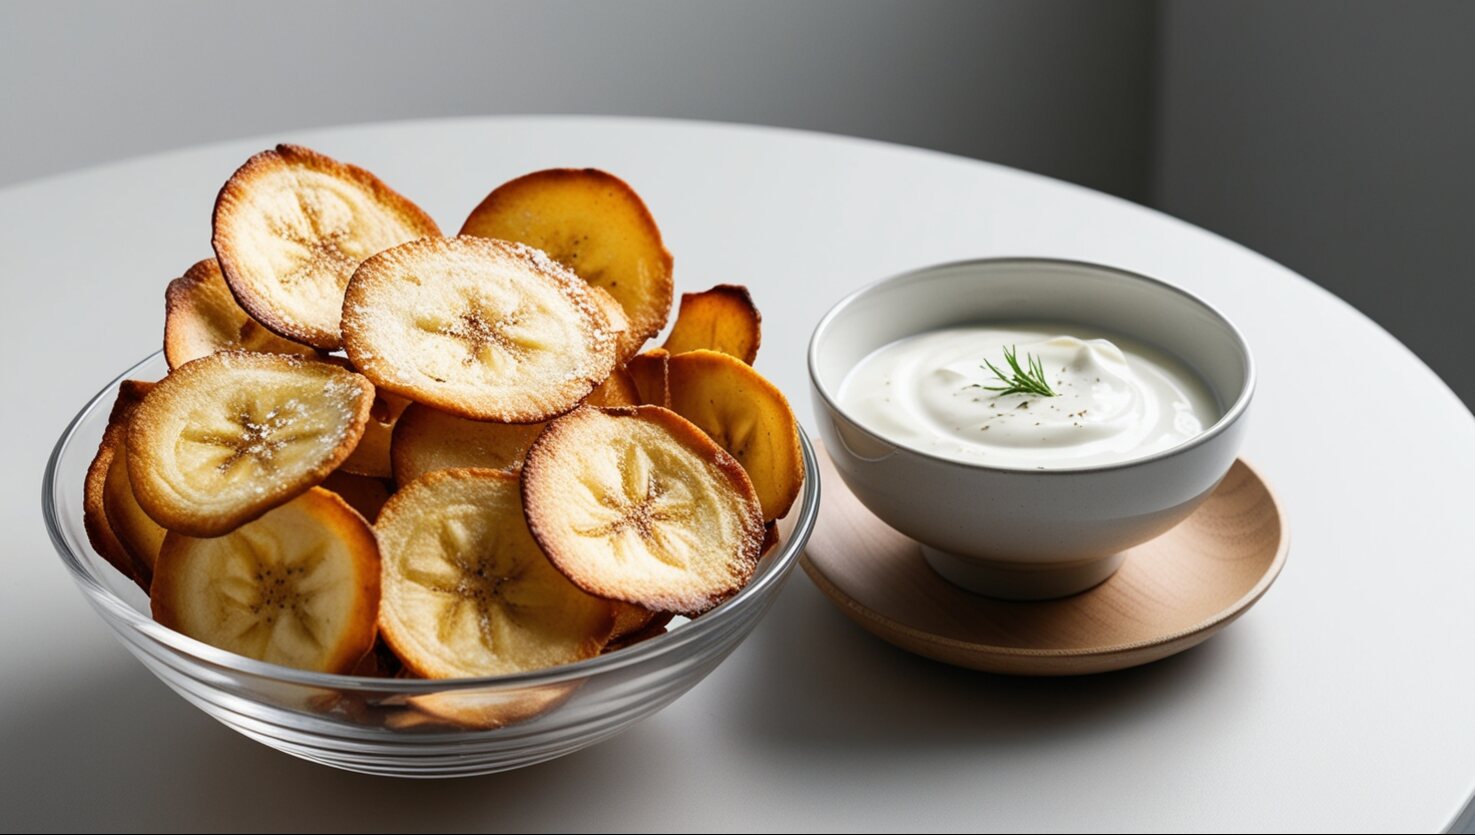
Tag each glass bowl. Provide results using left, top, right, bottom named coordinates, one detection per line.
left=42, top=352, right=819, bottom=778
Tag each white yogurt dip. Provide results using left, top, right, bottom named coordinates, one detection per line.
left=838, top=324, right=1220, bottom=469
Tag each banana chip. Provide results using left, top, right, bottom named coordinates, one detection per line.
left=349, top=638, right=406, bottom=678
left=163, top=258, right=318, bottom=369
left=126, top=352, right=374, bottom=536
left=390, top=368, right=641, bottom=483
left=604, top=618, right=673, bottom=653
left=624, top=348, right=670, bottom=408
left=83, top=380, right=155, bottom=587
left=667, top=350, right=803, bottom=522
left=522, top=406, right=765, bottom=615
left=390, top=403, right=544, bottom=483
left=319, top=470, right=392, bottom=523
left=338, top=389, right=411, bottom=478
left=588, top=368, right=641, bottom=410
left=662, top=284, right=762, bottom=364
left=401, top=683, right=579, bottom=731
left=609, top=602, right=660, bottom=643
left=212, top=144, right=440, bottom=349
left=459, top=168, right=673, bottom=359
left=150, top=488, right=380, bottom=673
left=103, top=443, right=166, bottom=584
left=588, top=284, right=639, bottom=365
left=376, top=468, right=615, bottom=679
left=342, top=236, right=620, bottom=422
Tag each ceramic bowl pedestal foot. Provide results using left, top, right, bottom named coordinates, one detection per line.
left=920, top=547, right=1125, bottom=600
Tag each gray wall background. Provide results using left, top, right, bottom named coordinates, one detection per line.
left=2, top=0, right=1471, bottom=407
left=1154, top=0, right=1475, bottom=408
left=0, top=0, right=1156, bottom=199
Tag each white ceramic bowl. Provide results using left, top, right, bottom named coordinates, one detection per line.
left=808, top=258, right=1254, bottom=600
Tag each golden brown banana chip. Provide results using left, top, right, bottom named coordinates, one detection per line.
left=624, top=348, right=670, bottom=408
left=212, top=144, right=440, bottom=349
left=337, top=389, right=411, bottom=478
left=314, top=356, right=407, bottom=479
left=588, top=367, right=641, bottom=409
left=609, top=602, right=659, bottom=643
left=401, top=682, right=579, bottom=731
left=459, top=168, right=673, bottom=359
left=382, top=709, right=445, bottom=732
left=307, top=691, right=377, bottom=725
left=163, top=258, right=319, bottom=369
left=103, top=443, right=166, bottom=584
left=760, top=521, right=780, bottom=557
left=522, top=406, right=765, bottom=616
left=376, top=468, right=615, bottom=679
left=587, top=284, right=639, bottom=365
left=126, top=352, right=374, bottom=536
left=662, top=284, right=762, bottom=365
left=83, top=380, right=155, bottom=587
left=150, top=488, right=380, bottom=673
left=341, top=236, right=620, bottom=422
left=388, top=368, right=638, bottom=483
left=604, top=619, right=672, bottom=653
left=342, top=639, right=405, bottom=680
left=667, top=350, right=803, bottom=522
left=319, top=470, right=392, bottom=523
left=390, top=403, right=544, bottom=483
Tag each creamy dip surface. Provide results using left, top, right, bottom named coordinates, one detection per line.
left=838, top=324, right=1220, bottom=469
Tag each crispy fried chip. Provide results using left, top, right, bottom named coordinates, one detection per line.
left=376, top=468, right=615, bottom=679
left=624, top=348, right=670, bottom=408
left=667, top=349, right=803, bottom=522
left=588, top=367, right=641, bottom=409
left=341, top=236, right=620, bottom=422
left=319, top=470, right=392, bottom=523
left=163, top=258, right=318, bottom=369
left=761, top=521, right=781, bottom=557
left=382, top=709, right=445, bottom=732
left=390, top=403, right=544, bottom=482
left=522, top=406, right=764, bottom=616
left=609, top=601, right=659, bottom=642
left=212, top=144, right=440, bottom=349
left=603, top=618, right=673, bottom=653
left=338, top=388, right=411, bottom=478
left=83, top=380, right=155, bottom=587
left=389, top=368, right=639, bottom=483
left=103, top=443, right=166, bottom=585
left=126, top=352, right=373, bottom=536
left=662, top=284, right=762, bottom=364
left=348, top=638, right=405, bottom=679
left=588, top=284, right=639, bottom=365
left=150, top=488, right=380, bottom=673
left=400, top=682, right=579, bottom=731
left=459, top=168, right=672, bottom=359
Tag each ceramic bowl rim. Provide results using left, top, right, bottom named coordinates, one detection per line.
left=807, top=256, right=1255, bottom=476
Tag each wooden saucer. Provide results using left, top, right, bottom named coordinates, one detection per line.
left=801, top=445, right=1288, bottom=675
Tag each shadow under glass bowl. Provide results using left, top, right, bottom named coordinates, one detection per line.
left=42, top=352, right=820, bottom=778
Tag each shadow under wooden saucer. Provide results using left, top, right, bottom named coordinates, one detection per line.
left=801, top=445, right=1288, bottom=676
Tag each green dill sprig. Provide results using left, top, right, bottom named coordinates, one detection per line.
left=978, top=345, right=1058, bottom=397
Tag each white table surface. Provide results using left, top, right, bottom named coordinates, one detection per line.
left=4, top=116, right=1473, bottom=833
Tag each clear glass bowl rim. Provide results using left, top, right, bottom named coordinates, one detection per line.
left=42, top=351, right=821, bottom=694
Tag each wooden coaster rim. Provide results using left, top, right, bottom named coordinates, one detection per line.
left=801, top=447, right=1289, bottom=675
